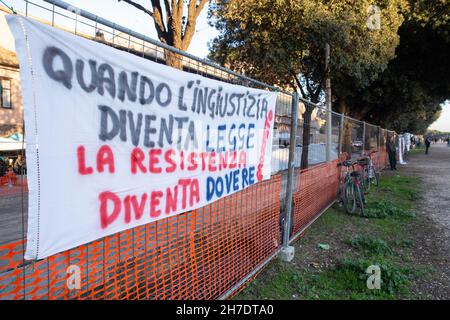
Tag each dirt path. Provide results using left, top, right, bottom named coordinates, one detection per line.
left=402, top=143, right=450, bottom=242
left=401, top=142, right=450, bottom=298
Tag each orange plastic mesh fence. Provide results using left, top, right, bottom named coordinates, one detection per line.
left=373, top=147, right=388, bottom=171
left=292, top=157, right=343, bottom=236
left=0, top=175, right=281, bottom=300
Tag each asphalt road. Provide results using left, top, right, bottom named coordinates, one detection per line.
left=0, top=182, right=28, bottom=245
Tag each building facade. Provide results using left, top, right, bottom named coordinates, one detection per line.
left=0, top=8, right=23, bottom=137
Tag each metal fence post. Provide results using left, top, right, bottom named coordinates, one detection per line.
left=362, top=121, right=366, bottom=156
left=325, top=43, right=332, bottom=162
left=280, top=93, right=299, bottom=262
left=325, top=109, right=332, bottom=161
left=377, top=125, right=381, bottom=151
left=339, top=113, right=344, bottom=155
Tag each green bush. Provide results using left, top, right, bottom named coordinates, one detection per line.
left=335, top=258, right=409, bottom=294
left=349, top=235, right=392, bottom=254
left=364, top=199, right=415, bottom=219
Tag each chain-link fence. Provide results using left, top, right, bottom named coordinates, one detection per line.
left=0, top=0, right=394, bottom=300
left=341, top=117, right=365, bottom=160
left=365, top=123, right=380, bottom=152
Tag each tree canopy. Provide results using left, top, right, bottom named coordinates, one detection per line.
left=350, top=0, right=450, bottom=134
left=208, top=0, right=405, bottom=166
left=208, top=0, right=449, bottom=134
left=209, top=0, right=405, bottom=102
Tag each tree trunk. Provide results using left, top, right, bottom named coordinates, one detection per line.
left=300, top=104, right=313, bottom=169
left=120, top=0, right=208, bottom=70
left=339, top=100, right=353, bottom=159
left=342, top=121, right=353, bottom=159
left=164, top=50, right=183, bottom=69
left=162, top=14, right=184, bottom=70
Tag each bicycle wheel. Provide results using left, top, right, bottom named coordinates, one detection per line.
left=362, top=167, right=370, bottom=193
left=355, top=184, right=366, bottom=217
left=371, top=169, right=380, bottom=188
left=343, top=181, right=356, bottom=215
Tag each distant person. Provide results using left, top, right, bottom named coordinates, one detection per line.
left=13, top=155, right=26, bottom=175
left=447, top=137, right=450, bottom=147
left=387, top=137, right=397, bottom=170
left=425, top=137, right=432, bottom=154
left=0, top=157, right=7, bottom=177
left=4, top=157, right=13, bottom=170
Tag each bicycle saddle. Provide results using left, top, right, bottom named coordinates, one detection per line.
left=356, top=157, right=369, bottom=166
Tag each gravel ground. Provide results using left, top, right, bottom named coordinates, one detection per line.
left=401, top=143, right=450, bottom=299
left=402, top=143, right=450, bottom=241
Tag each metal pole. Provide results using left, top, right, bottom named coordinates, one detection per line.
left=377, top=125, right=381, bottom=151
left=51, top=3, right=55, bottom=26
left=362, top=121, right=366, bottom=156
left=339, top=113, right=344, bottom=156
left=325, top=43, right=332, bottom=161
left=282, top=93, right=299, bottom=250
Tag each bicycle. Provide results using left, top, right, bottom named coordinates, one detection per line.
left=357, top=150, right=380, bottom=194
left=338, top=160, right=366, bottom=216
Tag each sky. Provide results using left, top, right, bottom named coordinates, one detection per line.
left=429, top=101, right=450, bottom=132
left=7, top=0, right=219, bottom=58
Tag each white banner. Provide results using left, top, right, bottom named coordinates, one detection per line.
left=7, top=16, right=277, bottom=260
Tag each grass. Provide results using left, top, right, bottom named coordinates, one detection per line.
left=349, top=235, right=392, bottom=254
left=364, top=199, right=415, bottom=219
left=364, top=174, right=420, bottom=221
left=408, top=145, right=426, bottom=155
left=305, top=206, right=346, bottom=230
left=236, top=171, right=425, bottom=300
left=306, top=258, right=410, bottom=299
left=390, top=239, right=415, bottom=248
left=238, top=262, right=308, bottom=300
